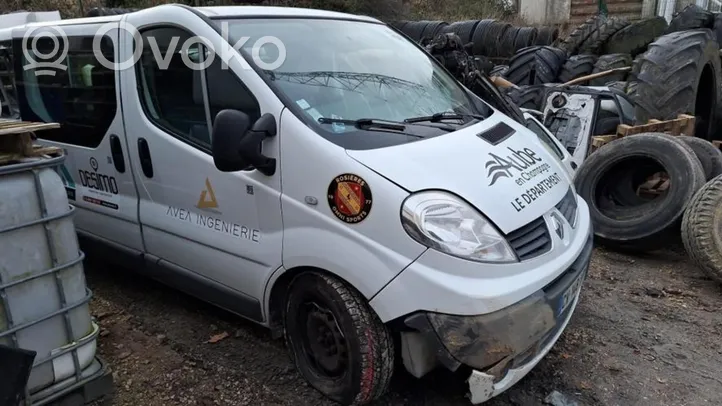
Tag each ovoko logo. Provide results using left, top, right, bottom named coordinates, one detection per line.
left=485, top=147, right=543, bottom=186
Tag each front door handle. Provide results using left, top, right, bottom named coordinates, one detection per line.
left=109, top=134, right=126, bottom=173
left=137, top=138, right=154, bottom=178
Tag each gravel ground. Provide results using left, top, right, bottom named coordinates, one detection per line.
left=83, top=243, right=722, bottom=406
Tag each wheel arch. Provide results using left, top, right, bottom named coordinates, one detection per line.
left=264, top=265, right=382, bottom=339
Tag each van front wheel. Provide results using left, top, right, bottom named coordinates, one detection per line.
left=283, top=271, right=395, bottom=405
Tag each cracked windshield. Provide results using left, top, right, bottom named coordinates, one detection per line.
left=223, top=18, right=478, bottom=133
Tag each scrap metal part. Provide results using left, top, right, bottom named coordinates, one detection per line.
left=543, top=91, right=598, bottom=169
left=542, top=86, right=636, bottom=171
left=399, top=235, right=593, bottom=404
left=424, top=32, right=525, bottom=123
left=466, top=290, right=578, bottom=404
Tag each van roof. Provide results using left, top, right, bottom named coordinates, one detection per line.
left=22, top=5, right=380, bottom=29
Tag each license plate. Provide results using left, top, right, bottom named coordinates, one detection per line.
left=558, top=273, right=584, bottom=316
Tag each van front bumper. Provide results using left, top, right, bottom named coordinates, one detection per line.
left=402, top=234, right=593, bottom=404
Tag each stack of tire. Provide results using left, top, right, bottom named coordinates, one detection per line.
left=496, top=14, right=669, bottom=112
left=390, top=20, right=559, bottom=60
left=575, top=132, right=722, bottom=253
left=499, top=4, right=722, bottom=141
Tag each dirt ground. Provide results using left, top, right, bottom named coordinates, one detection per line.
left=83, top=242, right=722, bottom=406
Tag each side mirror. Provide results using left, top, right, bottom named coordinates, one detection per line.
left=211, top=110, right=277, bottom=175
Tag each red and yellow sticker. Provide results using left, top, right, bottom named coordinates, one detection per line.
left=327, top=174, right=373, bottom=224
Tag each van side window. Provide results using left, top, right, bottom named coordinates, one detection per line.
left=136, top=27, right=260, bottom=151
left=13, top=35, right=117, bottom=148
left=136, top=27, right=208, bottom=149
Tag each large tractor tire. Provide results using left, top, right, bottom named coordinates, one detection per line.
left=589, top=53, right=632, bottom=86
left=604, top=16, right=669, bottom=56
left=559, top=15, right=608, bottom=56
left=506, top=46, right=567, bottom=86
left=632, top=29, right=722, bottom=141
left=558, top=54, right=598, bottom=84
left=578, top=17, right=630, bottom=55
left=665, top=4, right=714, bottom=34
left=682, top=174, right=722, bottom=283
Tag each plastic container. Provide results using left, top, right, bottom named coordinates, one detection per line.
left=0, top=153, right=100, bottom=405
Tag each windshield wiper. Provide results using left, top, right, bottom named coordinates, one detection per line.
left=404, top=112, right=485, bottom=124
left=318, top=117, right=408, bottom=132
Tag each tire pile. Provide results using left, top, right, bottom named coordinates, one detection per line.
left=496, top=5, right=722, bottom=140
left=574, top=133, right=722, bottom=254
left=390, top=20, right=559, bottom=61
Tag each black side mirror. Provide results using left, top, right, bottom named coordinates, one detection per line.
left=211, top=110, right=277, bottom=175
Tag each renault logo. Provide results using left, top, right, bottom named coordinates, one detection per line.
left=551, top=212, right=565, bottom=240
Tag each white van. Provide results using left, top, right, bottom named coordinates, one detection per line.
left=9, top=5, right=593, bottom=405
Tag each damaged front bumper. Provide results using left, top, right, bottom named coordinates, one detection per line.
left=403, top=235, right=593, bottom=404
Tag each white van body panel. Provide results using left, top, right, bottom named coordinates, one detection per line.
left=348, top=112, right=569, bottom=234
left=119, top=6, right=285, bottom=306
left=9, top=7, right=596, bottom=402
left=0, top=11, right=61, bottom=30
left=12, top=22, right=145, bottom=252
left=278, top=110, right=428, bottom=297
left=371, top=198, right=591, bottom=320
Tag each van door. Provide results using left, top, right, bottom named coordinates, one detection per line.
left=119, top=10, right=284, bottom=321
left=12, top=22, right=144, bottom=253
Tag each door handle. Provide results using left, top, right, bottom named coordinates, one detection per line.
left=137, top=138, right=154, bottom=178
left=109, top=134, right=126, bottom=173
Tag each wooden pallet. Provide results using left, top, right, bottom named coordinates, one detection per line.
left=591, top=114, right=696, bottom=151
left=0, top=119, right=62, bottom=166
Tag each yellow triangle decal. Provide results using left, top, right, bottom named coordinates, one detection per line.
left=196, top=177, right=218, bottom=209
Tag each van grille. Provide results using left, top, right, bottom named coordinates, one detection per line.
left=505, top=217, right=552, bottom=261
left=555, top=188, right=578, bottom=227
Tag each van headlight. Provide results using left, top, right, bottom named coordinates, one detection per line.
left=401, top=191, right=518, bottom=263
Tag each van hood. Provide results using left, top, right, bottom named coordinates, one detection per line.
left=346, top=114, right=571, bottom=234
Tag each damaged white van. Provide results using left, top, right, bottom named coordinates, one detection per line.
left=9, top=5, right=593, bottom=405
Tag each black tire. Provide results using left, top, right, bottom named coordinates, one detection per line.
left=470, top=19, right=497, bottom=56
left=559, top=15, right=608, bottom=56
left=446, top=20, right=481, bottom=44
left=498, top=26, right=520, bottom=58
left=575, top=133, right=705, bottom=252
left=594, top=116, right=621, bottom=135
left=506, top=46, right=566, bottom=85
left=678, top=136, right=722, bottom=180
left=421, top=21, right=448, bottom=42
left=681, top=174, right=722, bottom=283
left=665, top=4, right=714, bottom=34
left=284, top=271, right=394, bottom=405
left=714, top=13, right=722, bottom=47
left=483, top=21, right=512, bottom=57
left=504, top=85, right=544, bottom=110
left=515, top=27, right=539, bottom=51
left=389, top=21, right=408, bottom=31
left=505, top=47, right=538, bottom=85
left=535, top=26, right=559, bottom=46
left=401, top=21, right=428, bottom=42
left=490, top=64, right=509, bottom=77
left=589, top=53, right=632, bottom=86
left=632, top=29, right=722, bottom=141
left=578, top=17, right=630, bottom=55
left=558, top=54, right=598, bottom=84
left=534, top=46, right=567, bottom=84
left=604, top=16, right=669, bottom=57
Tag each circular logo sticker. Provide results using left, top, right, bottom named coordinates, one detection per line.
left=327, top=174, right=373, bottom=224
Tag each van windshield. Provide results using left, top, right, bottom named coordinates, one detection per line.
left=218, top=18, right=489, bottom=147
